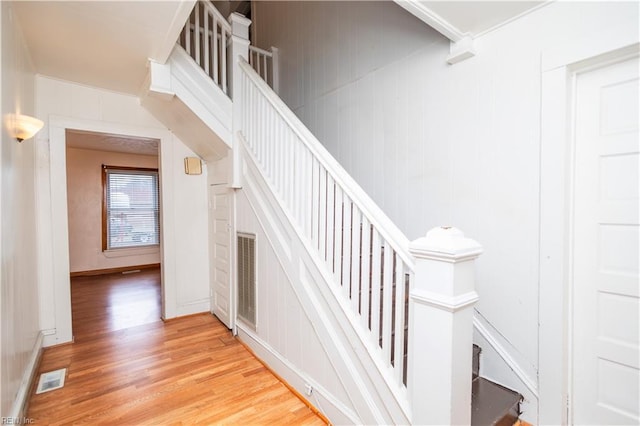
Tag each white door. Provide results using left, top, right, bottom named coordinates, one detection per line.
left=209, top=184, right=234, bottom=329
left=572, top=56, right=639, bottom=424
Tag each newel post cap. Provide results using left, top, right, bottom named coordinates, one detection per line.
left=409, top=226, right=483, bottom=262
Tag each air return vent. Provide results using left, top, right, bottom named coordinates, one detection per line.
left=36, top=368, right=66, bottom=394
left=237, top=233, right=256, bottom=328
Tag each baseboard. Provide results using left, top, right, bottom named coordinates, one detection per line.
left=9, top=331, right=45, bottom=420
left=70, top=263, right=160, bottom=277
left=237, top=324, right=360, bottom=425
left=175, top=298, right=210, bottom=317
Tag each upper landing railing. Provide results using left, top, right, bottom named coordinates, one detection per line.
left=179, top=1, right=277, bottom=96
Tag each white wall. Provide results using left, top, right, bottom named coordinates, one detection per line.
left=235, top=189, right=360, bottom=424
left=253, top=1, right=639, bottom=422
left=66, top=147, right=160, bottom=273
left=0, top=1, right=40, bottom=417
left=35, top=76, right=210, bottom=345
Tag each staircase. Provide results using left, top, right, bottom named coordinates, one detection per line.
left=472, top=345, right=523, bottom=425
left=141, top=1, right=523, bottom=424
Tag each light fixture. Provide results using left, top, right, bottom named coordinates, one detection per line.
left=6, top=113, right=44, bottom=142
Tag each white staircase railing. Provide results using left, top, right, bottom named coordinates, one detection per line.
left=237, top=58, right=484, bottom=424
left=172, top=1, right=483, bottom=423
left=180, top=0, right=232, bottom=95
left=179, top=1, right=280, bottom=97
left=239, top=57, right=413, bottom=393
left=248, top=45, right=279, bottom=94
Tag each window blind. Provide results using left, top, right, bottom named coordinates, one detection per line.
left=104, top=167, right=159, bottom=250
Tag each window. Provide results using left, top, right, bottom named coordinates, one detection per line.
left=102, top=166, right=160, bottom=250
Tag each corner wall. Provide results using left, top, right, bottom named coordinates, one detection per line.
left=252, top=1, right=639, bottom=422
left=0, top=1, right=40, bottom=417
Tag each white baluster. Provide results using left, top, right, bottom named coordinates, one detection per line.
left=213, top=16, right=219, bottom=85
left=393, top=260, right=406, bottom=385
left=271, top=47, right=280, bottom=94
left=318, top=167, right=328, bottom=258
left=221, top=29, right=227, bottom=94
left=333, top=186, right=344, bottom=285
left=370, top=230, right=382, bottom=347
left=360, top=217, right=372, bottom=330
left=194, top=3, right=200, bottom=66
left=341, top=197, right=352, bottom=300
left=204, top=9, right=209, bottom=76
left=350, top=208, right=362, bottom=313
left=185, top=12, right=191, bottom=56
left=263, top=54, right=268, bottom=83
left=326, top=176, right=336, bottom=272
left=381, top=242, right=394, bottom=364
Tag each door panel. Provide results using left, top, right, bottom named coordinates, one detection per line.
left=572, top=56, right=640, bottom=424
left=209, top=185, right=233, bottom=329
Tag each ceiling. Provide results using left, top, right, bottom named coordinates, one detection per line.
left=394, top=1, right=548, bottom=40
left=14, top=1, right=194, bottom=95
left=66, top=130, right=159, bottom=156
left=15, top=1, right=548, bottom=153
left=13, top=1, right=551, bottom=96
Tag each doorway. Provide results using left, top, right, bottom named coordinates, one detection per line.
left=44, top=117, right=174, bottom=346
left=570, top=55, right=639, bottom=424
left=64, top=129, right=163, bottom=338
left=538, top=41, right=640, bottom=424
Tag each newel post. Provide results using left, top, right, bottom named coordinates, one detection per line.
left=407, top=226, right=482, bottom=425
left=229, top=12, right=251, bottom=188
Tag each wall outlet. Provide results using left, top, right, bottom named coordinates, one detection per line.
left=304, top=383, right=313, bottom=396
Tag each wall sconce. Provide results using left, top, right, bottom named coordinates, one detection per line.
left=6, top=113, right=44, bottom=142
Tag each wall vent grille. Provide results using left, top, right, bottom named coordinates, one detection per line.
left=237, top=233, right=256, bottom=328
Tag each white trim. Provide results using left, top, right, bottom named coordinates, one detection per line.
left=539, top=30, right=639, bottom=424
left=392, top=0, right=466, bottom=42
left=176, top=297, right=210, bottom=317
left=9, top=331, right=44, bottom=419
left=446, top=37, right=476, bottom=65
left=237, top=324, right=361, bottom=425
left=154, top=0, right=197, bottom=63
left=103, top=246, right=160, bottom=258
left=542, top=24, right=640, bottom=72
left=411, top=290, right=479, bottom=313
left=474, top=317, right=538, bottom=398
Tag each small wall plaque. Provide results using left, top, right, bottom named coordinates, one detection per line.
left=184, top=157, right=202, bottom=175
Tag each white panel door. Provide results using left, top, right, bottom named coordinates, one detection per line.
left=209, top=185, right=234, bottom=329
left=572, top=56, right=640, bottom=425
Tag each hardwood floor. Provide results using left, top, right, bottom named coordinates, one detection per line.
left=27, top=269, right=325, bottom=425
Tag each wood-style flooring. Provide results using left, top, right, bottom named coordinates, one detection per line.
left=27, top=268, right=325, bottom=425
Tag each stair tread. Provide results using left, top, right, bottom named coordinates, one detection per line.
left=471, top=377, right=521, bottom=426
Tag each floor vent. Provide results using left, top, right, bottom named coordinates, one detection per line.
left=36, top=368, right=66, bottom=394
left=237, top=233, right=256, bottom=328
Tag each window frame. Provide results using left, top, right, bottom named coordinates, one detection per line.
left=101, top=165, right=160, bottom=251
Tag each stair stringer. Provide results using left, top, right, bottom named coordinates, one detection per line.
left=236, top=139, right=411, bottom=425
left=140, top=46, right=232, bottom=162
